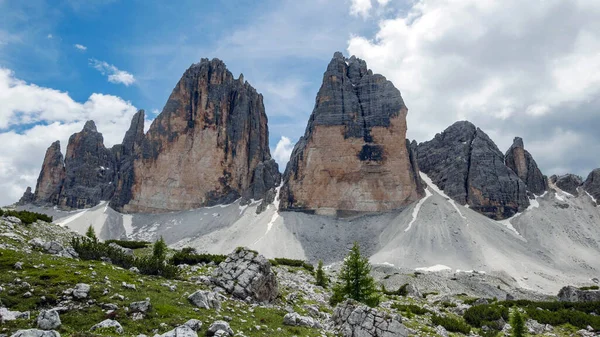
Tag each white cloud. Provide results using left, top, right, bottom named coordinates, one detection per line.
left=47, top=34, right=53, bottom=39
left=0, top=67, right=138, bottom=206
left=273, top=136, right=294, bottom=169
left=348, top=0, right=600, bottom=175
left=90, top=59, right=136, bottom=86
left=74, top=43, right=87, bottom=51
left=350, top=0, right=372, bottom=18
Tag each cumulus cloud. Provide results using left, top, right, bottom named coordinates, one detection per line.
left=273, top=136, right=294, bottom=169
left=74, top=43, right=87, bottom=51
left=90, top=58, right=136, bottom=86
left=348, top=0, right=600, bottom=176
left=0, top=67, right=138, bottom=206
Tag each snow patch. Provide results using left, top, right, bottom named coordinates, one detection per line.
left=404, top=186, right=432, bottom=232
left=415, top=264, right=451, bottom=272
left=585, top=191, right=597, bottom=204
left=122, top=214, right=133, bottom=238
left=55, top=204, right=94, bottom=226
left=497, top=217, right=524, bottom=239
left=420, top=172, right=469, bottom=223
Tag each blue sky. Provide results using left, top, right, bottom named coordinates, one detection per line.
left=2, top=0, right=600, bottom=205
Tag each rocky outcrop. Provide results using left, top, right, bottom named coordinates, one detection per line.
left=505, top=137, right=547, bottom=196
left=333, top=300, right=408, bottom=337
left=557, top=286, right=600, bottom=302
left=550, top=174, right=583, bottom=196
left=279, top=52, right=424, bottom=215
left=124, top=58, right=277, bottom=212
left=59, top=121, right=116, bottom=209
left=110, top=110, right=145, bottom=210
left=417, top=121, right=529, bottom=220
left=583, top=169, right=600, bottom=204
left=32, top=141, right=66, bottom=205
left=17, top=187, right=35, bottom=205
left=211, top=247, right=278, bottom=303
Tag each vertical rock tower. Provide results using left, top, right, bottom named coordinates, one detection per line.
left=504, top=137, right=547, bottom=196
left=32, top=141, right=66, bottom=205
left=123, top=58, right=278, bottom=212
left=279, top=52, right=424, bottom=215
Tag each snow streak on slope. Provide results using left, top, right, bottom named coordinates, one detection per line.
left=419, top=172, right=468, bottom=222
left=404, top=186, right=432, bottom=232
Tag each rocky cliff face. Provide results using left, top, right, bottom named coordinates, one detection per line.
left=583, top=169, right=600, bottom=205
left=279, top=52, right=424, bottom=215
left=417, top=121, right=529, bottom=220
left=123, top=58, right=278, bottom=213
left=550, top=174, right=583, bottom=196
left=32, top=141, right=66, bottom=205
left=504, top=137, right=547, bottom=196
left=110, top=110, right=145, bottom=210
left=58, top=121, right=116, bottom=209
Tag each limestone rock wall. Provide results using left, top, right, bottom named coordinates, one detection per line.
left=32, top=141, right=66, bottom=205
left=505, top=137, right=547, bottom=196
left=279, top=52, right=424, bottom=215
left=417, top=121, right=530, bottom=220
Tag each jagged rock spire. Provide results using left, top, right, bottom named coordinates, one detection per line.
left=505, top=136, right=548, bottom=196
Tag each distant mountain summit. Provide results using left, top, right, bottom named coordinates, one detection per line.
left=279, top=52, right=424, bottom=215
left=20, top=58, right=280, bottom=213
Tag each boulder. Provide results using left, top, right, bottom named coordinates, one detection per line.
left=153, top=326, right=197, bottom=337
left=206, top=321, right=233, bottom=336
left=0, top=307, right=30, bottom=322
left=129, top=299, right=151, bottom=313
left=10, top=330, right=60, bottom=337
left=526, top=319, right=546, bottom=335
left=279, top=52, right=424, bottom=215
left=557, top=286, right=600, bottom=302
left=182, top=319, right=202, bottom=331
left=417, top=121, right=529, bottom=220
left=211, top=247, right=278, bottom=303
left=36, top=310, right=61, bottom=330
left=72, top=283, right=90, bottom=299
left=90, top=319, right=123, bottom=334
left=109, top=243, right=134, bottom=256
left=187, top=290, right=221, bottom=310
left=505, top=137, right=547, bottom=196
left=283, top=312, right=322, bottom=329
left=435, top=325, right=449, bottom=337
left=333, top=300, right=408, bottom=337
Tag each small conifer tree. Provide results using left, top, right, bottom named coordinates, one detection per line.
left=152, top=236, right=167, bottom=261
left=331, top=242, right=380, bottom=307
left=511, top=309, right=525, bottom=337
left=85, top=225, right=97, bottom=242
left=316, top=260, right=328, bottom=288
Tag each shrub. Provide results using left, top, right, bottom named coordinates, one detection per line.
left=432, top=315, right=471, bottom=334
left=269, top=258, right=314, bottom=273
left=330, top=242, right=380, bottom=307
left=105, top=240, right=150, bottom=249
left=381, top=283, right=409, bottom=296
left=0, top=209, right=53, bottom=224
left=169, top=248, right=226, bottom=266
left=579, top=285, right=600, bottom=291
left=392, top=303, right=432, bottom=315
left=463, top=304, right=509, bottom=328
left=152, top=236, right=167, bottom=261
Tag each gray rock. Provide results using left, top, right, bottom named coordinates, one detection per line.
left=5, top=216, right=22, bottom=225
left=526, top=319, right=546, bottom=335
left=59, top=121, right=117, bottom=209
left=583, top=168, right=600, bottom=204
left=187, top=290, right=221, bottom=310
left=405, top=284, right=422, bottom=298
left=153, top=326, right=197, bottom=337
left=18, top=187, right=35, bottom=205
left=72, top=283, right=90, bottom=299
left=558, top=285, right=600, bottom=302
left=435, top=325, right=449, bottom=337
left=90, top=319, right=123, bottom=334
left=333, top=300, right=408, bottom=337
left=0, top=307, right=30, bottom=322
left=211, top=247, right=278, bottom=303
left=182, top=319, right=202, bottom=331
left=551, top=174, right=583, bottom=196
left=42, top=241, right=64, bottom=255
left=10, top=329, right=60, bottom=337
left=505, top=137, right=548, bottom=196
left=207, top=321, right=233, bottom=336
left=37, top=310, right=61, bottom=330
left=130, top=299, right=151, bottom=313
left=31, top=141, right=65, bottom=206
left=283, top=312, right=322, bottom=329
left=109, top=243, right=134, bottom=256
left=14, top=261, right=23, bottom=270
left=417, top=121, right=530, bottom=220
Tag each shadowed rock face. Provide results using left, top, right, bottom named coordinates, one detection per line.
left=59, top=121, right=116, bottom=209
left=550, top=174, right=583, bottom=196
left=32, top=141, right=66, bottom=205
left=417, top=121, right=529, bottom=220
left=279, top=52, right=424, bottom=215
left=124, top=58, right=277, bottom=213
left=505, top=137, right=548, bottom=196
left=17, top=187, right=35, bottom=205
left=583, top=169, right=600, bottom=204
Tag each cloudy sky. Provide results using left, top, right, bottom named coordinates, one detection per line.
left=1, top=0, right=599, bottom=206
